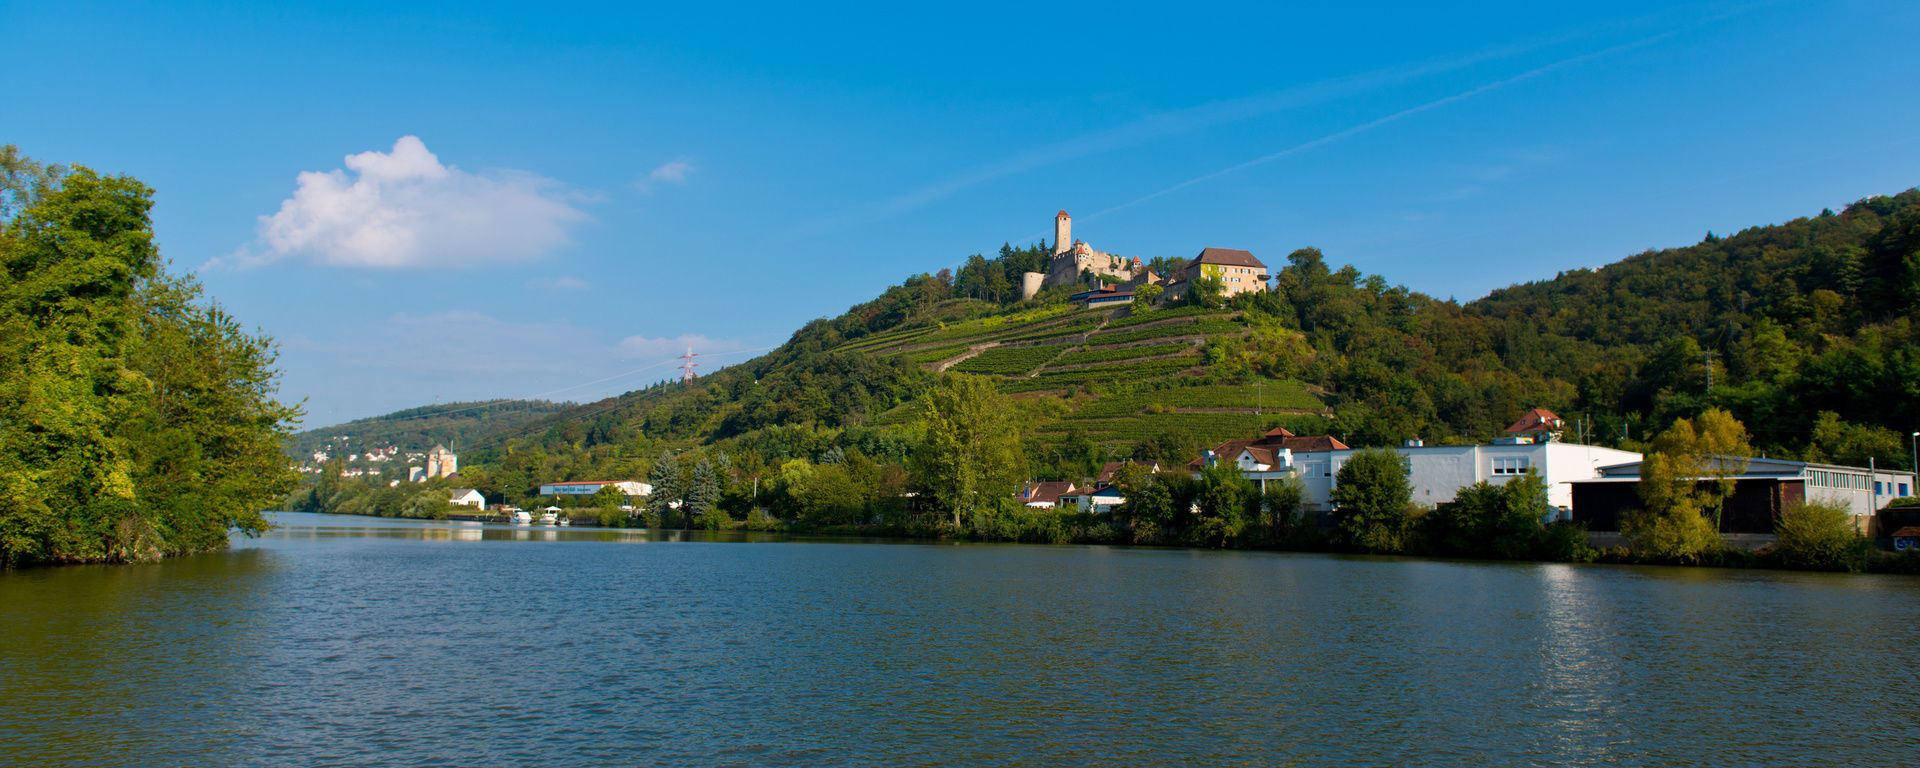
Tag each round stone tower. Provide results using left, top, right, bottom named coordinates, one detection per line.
left=1054, top=210, right=1071, bottom=255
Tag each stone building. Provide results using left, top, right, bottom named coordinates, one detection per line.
left=1021, top=210, right=1152, bottom=299
left=426, top=444, right=458, bottom=479
left=1162, top=247, right=1268, bottom=302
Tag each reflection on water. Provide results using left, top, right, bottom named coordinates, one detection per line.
left=3, top=512, right=1918, bottom=767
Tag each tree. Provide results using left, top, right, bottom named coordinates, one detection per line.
left=1257, top=475, right=1306, bottom=542
left=1331, top=448, right=1412, bottom=552
left=646, top=451, right=682, bottom=526
left=1186, top=273, right=1225, bottom=308
left=1193, top=461, right=1252, bottom=547
left=686, top=457, right=723, bottom=528
left=1422, top=472, right=1550, bottom=558
left=1, top=160, right=299, bottom=565
left=910, top=373, right=1025, bottom=528
left=0, top=144, right=65, bottom=221
left=1625, top=408, right=1752, bottom=561
left=1111, top=464, right=1173, bottom=543
left=593, top=484, right=626, bottom=527
left=1803, top=411, right=1902, bottom=469
left=1131, top=283, right=1163, bottom=310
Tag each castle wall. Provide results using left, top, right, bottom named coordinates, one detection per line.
left=1020, top=272, right=1045, bottom=301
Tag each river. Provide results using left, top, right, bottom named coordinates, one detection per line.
left=1, top=511, right=1916, bottom=766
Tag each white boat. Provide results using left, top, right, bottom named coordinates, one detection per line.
left=510, top=510, right=531, bottom=525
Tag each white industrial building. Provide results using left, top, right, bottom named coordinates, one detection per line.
left=1190, top=410, right=1642, bottom=518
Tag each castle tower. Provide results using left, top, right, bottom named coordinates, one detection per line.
left=427, top=444, right=457, bottom=478
left=1054, top=210, right=1071, bottom=255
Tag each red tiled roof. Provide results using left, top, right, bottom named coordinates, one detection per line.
left=1097, top=460, right=1159, bottom=483
left=1057, top=210, right=1070, bottom=218
left=1190, top=431, right=1350, bottom=471
left=1189, top=247, right=1265, bottom=269
left=1280, top=435, right=1349, bottom=452
left=1263, top=426, right=1295, bottom=438
left=1023, top=481, right=1078, bottom=505
left=1504, top=408, right=1563, bottom=434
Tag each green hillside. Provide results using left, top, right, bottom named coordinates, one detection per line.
left=300, top=189, right=1920, bottom=522
left=289, top=399, right=573, bottom=458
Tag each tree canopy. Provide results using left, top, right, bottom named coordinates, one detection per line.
left=1, top=151, right=300, bottom=565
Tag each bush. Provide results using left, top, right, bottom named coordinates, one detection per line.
left=1537, top=521, right=1596, bottom=562
left=1774, top=501, right=1867, bottom=571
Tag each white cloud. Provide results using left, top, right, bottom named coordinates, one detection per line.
left=634, top=159, right=693, bottom=192
left=615, top=333, right=732, bottom=360
left=649, top=160, right=692, bottom=184
left=530, top=275, right=591, bottom=291
left=226, top=136, right=590, bottom=269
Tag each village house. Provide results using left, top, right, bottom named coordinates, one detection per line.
left=448, top=488, right=486, bottom=508
left=1019, top=481, right=1078, bottom=509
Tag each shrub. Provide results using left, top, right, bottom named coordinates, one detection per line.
left=1774, top=501, right=1867, bottom=571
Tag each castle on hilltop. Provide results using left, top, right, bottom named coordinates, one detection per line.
left=1016, top=209, right=1269, bottom=303
left=1021, top=210, right=1155, bottom=300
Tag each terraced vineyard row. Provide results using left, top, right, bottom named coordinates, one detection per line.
left=1085, top=317, right=1242, bottom=346
left=1035, top=410, right=1329, bottom=449
left=846, top=306, right=1084, bottom=353
left=898, top=344, right=975, bottom=366
left=1049, top=342, right=1193, bottom=367
left=1069, top=378, right=1325, bottom=419
left=950, top=344, right=1068, bottom=375
left=1101, top=304, right=1216, bottom=329
left=999, top=358, right=1200, bottom=392
left=994, top=314, right=1109, bottom=344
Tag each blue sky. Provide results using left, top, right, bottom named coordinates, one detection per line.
left=4, top=0, right=1916, bottom=427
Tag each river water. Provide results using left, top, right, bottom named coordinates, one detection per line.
left=2, top=512, right=1917, bottom=766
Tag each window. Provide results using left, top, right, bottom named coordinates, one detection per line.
left=1876, top=481, right=1884, bottom=494
left=1903, top=483, right=1911, bottom=496
left=1492, top=457, right=1531, bottom=476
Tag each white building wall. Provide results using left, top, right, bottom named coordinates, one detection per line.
left=1233, top=442, right=1642, bottom=518
left=1803, top=467, right=1917, bottom=517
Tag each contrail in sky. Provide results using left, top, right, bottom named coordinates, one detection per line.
left=1080, top=5, right=1770, bottom=224
left=778, top=27, right=1619, bottom=242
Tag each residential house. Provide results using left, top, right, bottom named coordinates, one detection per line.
left=449, top=488, right=486, bottom=508
left=1019, top=481, right=1078, bottom=509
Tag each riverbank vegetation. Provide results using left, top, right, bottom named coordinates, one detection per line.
left=288, top=187, right=1920, bottom=574
left=1, top=148, right=300, bottom=566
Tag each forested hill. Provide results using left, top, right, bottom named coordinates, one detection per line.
left=290, top=399, right=573, bottom=457
left=1463, top=189, right=1919, bottom=448
left=379, top=188, right=1917, bottom=510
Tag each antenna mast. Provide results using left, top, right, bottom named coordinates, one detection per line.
left=680, top=344, right=700, bottom=384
